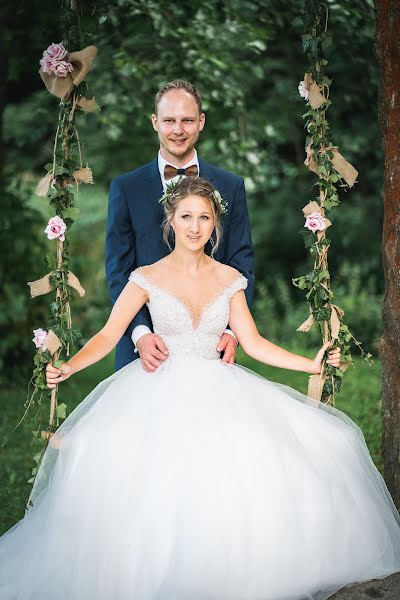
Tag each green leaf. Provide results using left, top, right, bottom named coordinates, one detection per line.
left=292, top=276, right=308, bottom=290
left=318, top=269, right=330, bottom=281
left=313, top=307, right=331, bottom=321
left=317, top=287, right=331, bottom=301
left=56, top=403, right=67, bottom=420
left=53, top=165, right=70, bottom=176
left=33, top=451, right=42, bottom=465
left=301, top=229, right=317, bottom=249
left=53, top=359, right=63, bottom=368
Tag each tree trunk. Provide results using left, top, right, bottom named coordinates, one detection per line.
left=376, top=1, right=400, bottom=508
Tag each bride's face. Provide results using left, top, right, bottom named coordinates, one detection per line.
left=170, top=195, right=215, bottom=252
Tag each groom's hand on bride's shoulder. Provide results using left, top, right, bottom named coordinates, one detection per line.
left=136, top=333, right=169, bottom=373
left=217, top=333, right=238, bottom=365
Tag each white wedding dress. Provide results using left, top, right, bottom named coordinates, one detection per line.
left=1, top=268, right=400, bottom=600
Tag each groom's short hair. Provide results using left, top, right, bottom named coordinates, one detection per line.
left=155, top=80, right=203, bottom=114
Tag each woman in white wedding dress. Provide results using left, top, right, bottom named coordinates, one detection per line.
left=1, top=177, right=400, bottom=600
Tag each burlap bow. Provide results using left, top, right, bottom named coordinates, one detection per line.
left=39, top=45, right=97, bottom=111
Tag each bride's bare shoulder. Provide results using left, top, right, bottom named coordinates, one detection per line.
left=135, top=259, right=168, bottom=277
left=213, top=262, right=242, bottom=285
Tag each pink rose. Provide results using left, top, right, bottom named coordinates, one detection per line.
left=305, top=212, right=326, bottom=233
left=44, top=43, right=67, bottom=62
left=298, top=81, right=309, bottom=100
left=39, top=55, right=54, bottom=74
left=50, top=60, right=73, bottom=78
left=45, top=216, right=67, bottom=241
left=32, top=328, right=48, bottom=349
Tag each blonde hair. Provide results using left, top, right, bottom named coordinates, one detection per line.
left=155, top=79, right=202, bottom=114
left=162, top=177, right=223, bottom=256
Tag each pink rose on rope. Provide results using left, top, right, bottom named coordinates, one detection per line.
left=305, top=212, right=326, bottom=233
left=45, top=43, right=68, bottom=61
left=32, top=328, right=48, bottom=349
left=45, top=216, right=67, bottom=241
left=298, top=81, right=309, bottom=100
left=50, top=60, right=73, bottom=78
left=39, top=43, right=73, bottom=77
left=39, top=56, right=54, bottom=74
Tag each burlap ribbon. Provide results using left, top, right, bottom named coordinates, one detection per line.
left=35, top=167, right=93, bottom=198
left=331, top=147, right=358, bottom=187
left=44, top=330, right=62, bottom=354
left=28, top=271, right=85, bottom=298
left=304, top=143, right=319, bottom=175
left=297, top=304, right=344, bottom=337
left=307, top=370, right=326, bottom=402
left=73, top=166, right=93, bottom=184
left=299, top=302, right=350, bottom=402
left=39, top=45, right=97, bottom=109
left=304, top=73, right=326, bottom=109
left=304, top=145, right=358, bottom=189
left=35, top=173, right=53, bottom=197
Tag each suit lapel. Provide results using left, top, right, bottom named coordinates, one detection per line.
left=143, top=158, right=164, bottom=201
left=198, top=158, right=216, bottom=185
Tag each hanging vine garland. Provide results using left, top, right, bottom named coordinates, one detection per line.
left=19, top=26, right=98, bottom=485
left=294, top=1, right=372, bottom=405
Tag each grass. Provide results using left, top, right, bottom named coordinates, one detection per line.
left=0, top=346, right=381, bottom=535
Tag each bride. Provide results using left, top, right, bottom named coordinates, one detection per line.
left=1, top=176, right=399, bottom=600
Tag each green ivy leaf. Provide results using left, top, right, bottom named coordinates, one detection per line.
left=292, top=276, right=308, bottom=290
left=56, top=403, right=67, bottom=420
left=313, top=307, right=331, bottom=321
left=318, top=269, right=330, bottom=281
left=301, top=229, right=317, bottom=249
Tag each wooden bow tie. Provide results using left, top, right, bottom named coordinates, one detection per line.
left=164, top=164, right=198, bottom=180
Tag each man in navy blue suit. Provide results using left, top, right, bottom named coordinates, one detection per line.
left=106, top=80, right=254, bottom=372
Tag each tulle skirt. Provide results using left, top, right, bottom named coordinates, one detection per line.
left=1, top=355, right=399, bottom=599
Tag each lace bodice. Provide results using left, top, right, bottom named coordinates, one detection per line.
left=129, top=269, right=248, bottom=360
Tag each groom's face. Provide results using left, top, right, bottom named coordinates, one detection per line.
left=152, top=90, right=205, bottom=164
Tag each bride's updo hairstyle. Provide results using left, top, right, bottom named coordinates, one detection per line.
left=162, top=177, right=225, bottom=256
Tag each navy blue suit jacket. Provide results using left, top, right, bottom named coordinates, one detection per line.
left=106, top=156, right=255, bottom=370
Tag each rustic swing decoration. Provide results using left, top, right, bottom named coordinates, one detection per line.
left=295, top=0, right=371, bottom=405
left=19, top=3, right=98, bottom=485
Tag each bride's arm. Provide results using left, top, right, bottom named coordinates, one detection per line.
left=46, top=283, right=148, bottom=388
left=229, top=291, right=340, bottom=374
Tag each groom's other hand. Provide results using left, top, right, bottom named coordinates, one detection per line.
left=217, top=333, right=237, bottom=365
left=136, top=333, right=169, bottom=372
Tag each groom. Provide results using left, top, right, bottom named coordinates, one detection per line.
left=106, top=79, right=255, bottom=372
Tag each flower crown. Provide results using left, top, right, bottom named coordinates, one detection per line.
left=159, top=177, right=228, bottom=215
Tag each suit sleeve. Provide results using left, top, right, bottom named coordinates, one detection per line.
left=105, top=178, right=153, bottom=338
left=225, top=177, right=255, bottom=308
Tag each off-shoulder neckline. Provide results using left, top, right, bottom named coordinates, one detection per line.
left=130, top=269, right=246, bottom=330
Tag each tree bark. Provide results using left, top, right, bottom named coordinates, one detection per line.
left=376, top=1, right=400, bottom=507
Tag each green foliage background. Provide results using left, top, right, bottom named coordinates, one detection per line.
left=2, top=0, right=381, bottom=367
left=0, top=0, right=384, bottom=528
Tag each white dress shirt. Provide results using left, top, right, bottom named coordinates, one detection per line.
left=131, top=150, right=236, bottom=350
